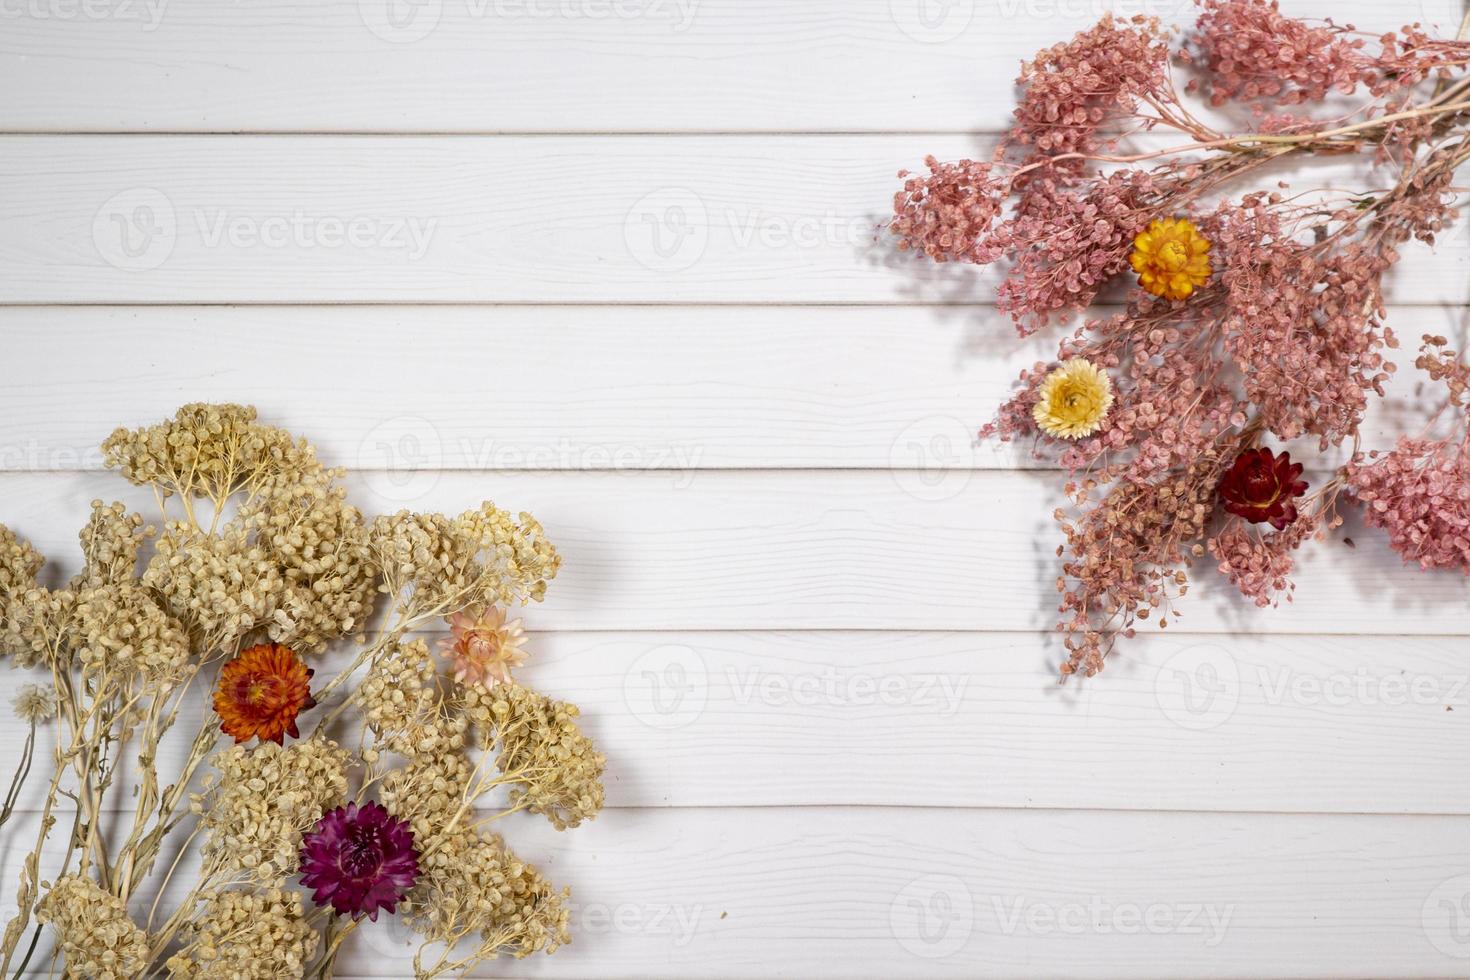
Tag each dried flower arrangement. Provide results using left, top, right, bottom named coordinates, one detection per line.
left=891, top=0, right=1470, bottom=678
left=0, top=404, right=605, bottom=978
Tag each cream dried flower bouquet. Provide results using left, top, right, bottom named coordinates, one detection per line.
left=0, top=404, right=605, bottom=979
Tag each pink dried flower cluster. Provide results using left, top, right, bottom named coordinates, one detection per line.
left=894, top=0, right=1470, bottom=678
left=1186, top=0, right=1369, bottom=105
left=893, top=15, right=1184, bottom=333
left=1208, top=510, right=1319, bottom=606
left=1187, top=0, right=1470, bottom=108
left=1010, top=13, right=1171, bottom=158
left=1348, top=435, right=1470, bottom=572
left=1345, top=335, right=1470, bottom=573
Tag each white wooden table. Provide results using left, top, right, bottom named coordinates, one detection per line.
left=4, top=1, right=1470, bottom=976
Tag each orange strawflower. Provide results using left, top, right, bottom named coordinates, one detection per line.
left=213, top=643, right=316, bottom=744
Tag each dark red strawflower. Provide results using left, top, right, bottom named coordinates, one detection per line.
left=299, top=801, right=419, bottom=921
left=1217, top=448, right=1308, bottom=530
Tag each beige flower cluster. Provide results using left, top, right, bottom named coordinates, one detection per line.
left=455, top=504, right=561, bottom=605
left=467, top=682, right=606, bottom=830
left=74, top=500, right=148, bottom=589
left=101, top=403, right=317, bottom=504
left=406, top=828, right=571, bottom=961
left=378, top=749, right=475, bottom=841
left=2, top=584, right=76, bottom=670
left=144, top=522, right=285, bottom=651
left=165, top=887, right=319, bottom=979
left=0, top=523, right=43, bottom=662
left=237, top=469, right=377, bottom=653
left=0, top=523, right=42, bottom=597
left=72, top=582, right=191, bottom=686
left=195, top=738, right=349, bottom=881
left=35, top=875, right=150, bottom=980
left=2, top=405, right=601, bottom=979
left=369, top=504, right=559, bottom=615
left=359, top=639, right=464, bottom=759
left=1, top=521, right=189, bottom=688
left=102, top=405, right=377, bottom=656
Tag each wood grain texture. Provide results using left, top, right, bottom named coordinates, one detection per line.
left=6, top=806, right=1470, bottom=978
left=2, top=630, right=1468, bottom=814
left=6, top=1, right=1470, bottom=975
left=5, top=135, right=1470, bottom=304
left=2, top=469, right=1467, bottom=634
left=0, top=0, right=1460, bottom=133
left=0, top=304, right=1463, bottom=472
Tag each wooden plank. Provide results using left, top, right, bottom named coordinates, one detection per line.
left=1, top=470, right=1467, bottom=634
left=0, top=0, right=1457, bottom=133
left=0, top=304, right=1458, bottom=473
left=3, top=630, right=1470, bottom=814
left=0, top=304, right=1015, bottom=472
left=4, top=806, right=1470, bottom=977
left=4, top=135, right=1470, bottom=304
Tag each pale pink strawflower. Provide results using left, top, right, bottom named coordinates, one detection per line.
left=438, top=604, right=528, bottom=688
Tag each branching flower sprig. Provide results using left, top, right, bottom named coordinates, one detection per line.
left=0, top=404, right=605, bottom=979
left=892, top=0, right=1470, bottom=677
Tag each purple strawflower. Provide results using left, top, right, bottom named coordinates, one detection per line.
left=299, top=801, right=419, bottom=921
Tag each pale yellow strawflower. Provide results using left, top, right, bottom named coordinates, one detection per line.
left=1033, top=358, right=1115, bottom=439
left=1129, top=216, right=1212, bottom=301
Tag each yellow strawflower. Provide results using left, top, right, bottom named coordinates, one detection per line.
left=1033, top=358, right=1114, bottom=439
left=1129, top=216, right=1212, bottom=300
